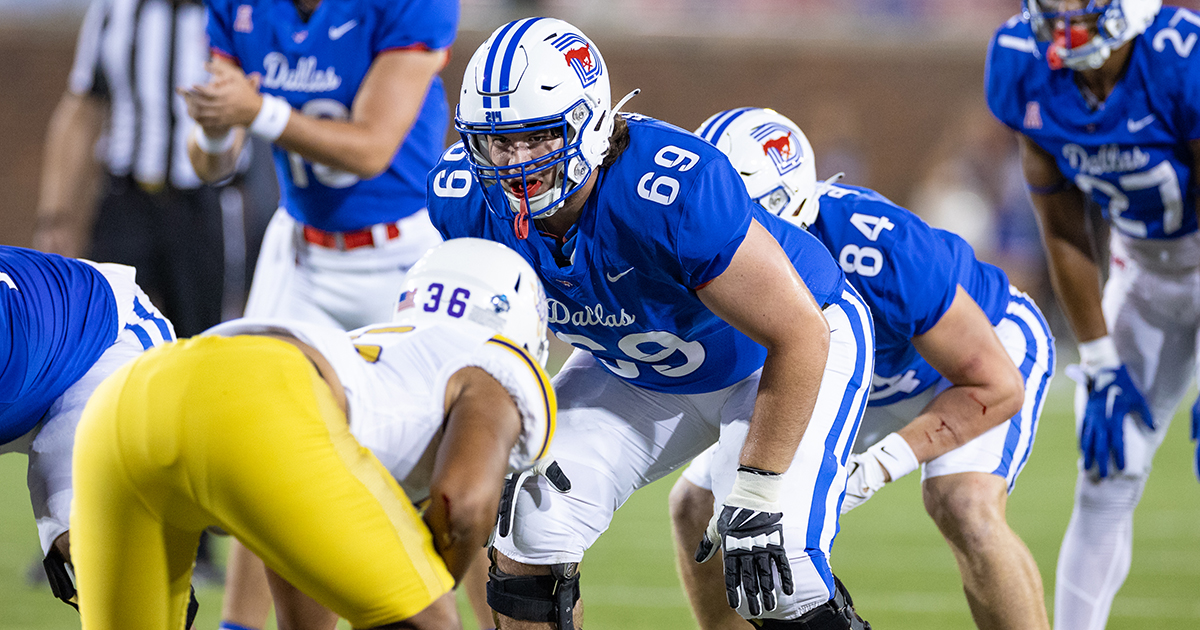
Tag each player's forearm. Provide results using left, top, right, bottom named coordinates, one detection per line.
left=899, top=380, right=1024, bottom=463
left=273, top=113, right=410, bottom=179
left=739, top=329, right=829, bottom=473
left=187, top=128, right=245, bottom=183
left=423, top=491, right=499, bottom=583
left=35, top=92, right=104, bottom=254
left=1041, top=228, right=1107, bottom=343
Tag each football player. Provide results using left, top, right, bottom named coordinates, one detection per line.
left=986, top=1, right=1200, bottom=627
left=70, top=238, right=555, bottom=630
left=0, top=246, right=177, bottom=614
left=428, top=18, right=875, bottom=630
left=671, top=108, right=1056, bottom=630
left=176, top=1, right=481, bottom=626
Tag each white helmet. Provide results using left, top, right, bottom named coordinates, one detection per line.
left=394, top=238, right=550, bottom=366
left=1024, top=0, right=1161, bottom=70
left=696, top=108, right=820, bottom=229
left=456, top=17, right=613, bottom=228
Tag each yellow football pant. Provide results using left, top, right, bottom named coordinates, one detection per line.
left=71, top=335, right=454, bottom=630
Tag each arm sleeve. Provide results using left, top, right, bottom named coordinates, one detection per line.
left=67, top=0, right=109, bottom=97
left=374, top=0, right=459, bottom=55
left=674, top=159, right=755, bottom=289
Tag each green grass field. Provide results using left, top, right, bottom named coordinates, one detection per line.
left=2, top=377, right=1198, bottom=629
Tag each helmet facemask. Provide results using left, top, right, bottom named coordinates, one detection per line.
left=459, top=99, right=598, bottom=229
left=1025, top=0, right=1161, bottom=70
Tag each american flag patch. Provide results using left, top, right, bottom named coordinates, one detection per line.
left=235, top=5, right=253, bottom=33
left=395, top=290, right=415, bottom=315
left=1023, top=101, right=1043, bottom=130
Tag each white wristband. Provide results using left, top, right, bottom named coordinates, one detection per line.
left=868, top=433, right=919, bottom=483
left=192, top=126, right=236, bottom=154
left=729, top=467, right=783, bottom=507
left=249, top=94, right=292, bottom=141
left=1078, top=335, right=1120, bottom=372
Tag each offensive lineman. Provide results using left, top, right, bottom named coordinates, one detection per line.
left=70, top=238, right=555, bottom=630
left=986, top=1, right=1200, bottom=627
left=178, top=1, right=469, bottom=625
left=429, top=18, right=874, bottom=630
left=1, top=246, right=176, bottom=612
left=671, top=108, right=1056, bottom=630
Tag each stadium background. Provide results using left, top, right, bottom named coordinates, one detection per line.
left=0, top=1, right=1197, bottom=627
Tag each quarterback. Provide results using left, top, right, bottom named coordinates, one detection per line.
left=429, top=17, right=874, bottom=630
left=672, top=109, right=1056, bottom=630
left=69, top=239, right=555, bottom=630
left=986, top=1, right=1200, bottom=627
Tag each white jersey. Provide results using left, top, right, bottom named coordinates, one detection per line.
left=205, top=318, right=555, bottom=502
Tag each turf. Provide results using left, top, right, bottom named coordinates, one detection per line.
left=2, top=377, right=1198, bottom=629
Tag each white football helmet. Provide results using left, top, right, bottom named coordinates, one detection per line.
left=456, top=17, right=613, bottom=229
left=394, top=238, right=549, bottom=366
left=1024, top=0, right=1161, bottom=70
left=696, top=108, right=820, bottom=229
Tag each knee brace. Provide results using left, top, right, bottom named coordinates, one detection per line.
left=757, top=575, right=870, bottom=630
left=486, top=551, right=580, bottom=630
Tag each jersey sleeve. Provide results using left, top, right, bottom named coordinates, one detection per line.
left=373, top=0, right=458, bottom=55
left=426, top=146, right=488, bottom=241
left=1164, top=10, right=1200, bottom=141
left=674, top=158, right=755, bottom=289
left=471, top=336, right=556, bottom=473
left=204, top=0, right=237, bottom=62
left=985, top=17, right=1038, bottom=132
left=881, top=218, right=960, bottom=338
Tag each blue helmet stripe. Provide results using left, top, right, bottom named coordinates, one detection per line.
left=482, top=19, right=522, bottom=96
left=498, top=17, right=545, bottom=108
left=699, top=107, right=754, bottom=144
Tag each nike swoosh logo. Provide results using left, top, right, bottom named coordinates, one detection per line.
left=606, top=267, right=634, bottom=282
left=329, top=20, right=357, bottom=40
left=1107, top=385, right=1122, bottom=418
left=1127, top=114, right=1155, bottom=133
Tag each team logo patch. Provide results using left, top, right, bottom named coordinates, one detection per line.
left=752, top=122, right=804, bottom=175
left=552, top=33, right=602, bottom=88
left=1023, top=101, right=1043, bottom=130
left=234, top=5, right=253, bottom=33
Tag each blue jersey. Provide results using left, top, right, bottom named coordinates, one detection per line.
left=206, top=0, right=458, bottom=232
left=986, top=7, right=1200, bottom=240
left=429, top=115, right=847, bottom=394
left=808, top=185, right=1012, bottom=405
left=0, top=247, right=118, bottom=444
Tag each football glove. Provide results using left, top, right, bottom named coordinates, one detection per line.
left=1190, top=395, right=1199, bottom=483
left=496, top=458, right=571, bottom=538
left=841, top=433, right=919, bottom=515
left=694, top=466, right=793, bottom=617
left=1070, top=336, right=1154, bottom=480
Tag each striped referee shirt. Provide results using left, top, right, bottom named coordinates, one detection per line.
left=68, top=0, right=210, bottom=190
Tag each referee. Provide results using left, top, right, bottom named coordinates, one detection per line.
left=35, top=0, right=271, bottom=338
left=33, top=0, right=274, bottom=588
